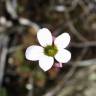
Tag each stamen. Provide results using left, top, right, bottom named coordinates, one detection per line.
left=44, top=45, right=58, bottom=57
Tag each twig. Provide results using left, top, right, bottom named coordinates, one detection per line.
left=70, top=41, right=96, bottom=47
left=70, top=58, right=96, bottom=67
left=43, top=58, right=96, bottom=96
left=28, top=74, right=33, bottom=96
left=8, top=45, right=23, bottom=53
left=0, top=35, right=9, bottom=87
left=64, top=7, right=87, bottom=42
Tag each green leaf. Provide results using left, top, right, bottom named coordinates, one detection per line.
left=0, top=88, right=7, bottom=96
left=18, top=65, right=31, bottom=73
left=15, top=49, right=24, bottom=64
left=34, top=71, right=46, bottom=80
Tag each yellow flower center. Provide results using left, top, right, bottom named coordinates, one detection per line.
left=44, top=45, right=58, bottom=57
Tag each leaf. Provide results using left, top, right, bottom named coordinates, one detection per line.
left=0, top=88, right=7, bottom=96
left=15, top=49, right=24, bottom=64
left=18, top=65, right=31, bottom=73
left=34, top=71, right=46, bottom=81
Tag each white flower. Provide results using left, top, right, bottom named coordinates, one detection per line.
left=25, top=28, right=71, bottom=71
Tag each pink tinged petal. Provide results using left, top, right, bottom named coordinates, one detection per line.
left=55, top=49, right=71, bottom=63
left=54, top=33, right=70, bottom=49
left=52, top=36, right=55, bottom=41
left=54, top=63, right=63, bottom=68
left=37, top=28, right=52, bottom=47
left=39, top=55, right=54, bottom=71
left=25, top=45, right=43, bottom=61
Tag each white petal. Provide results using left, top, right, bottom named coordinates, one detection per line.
left=25, top=45, right=43, bottom=61
left=39, top=55, right=54, bottom=71
left=37, top=28, right=52, bottom=47
left=54, top=33, right=70, bottom=49
left=55, top=49, right=71, bottom=63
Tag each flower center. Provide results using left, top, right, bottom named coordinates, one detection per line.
left=44, top=45, right=58, bottom=57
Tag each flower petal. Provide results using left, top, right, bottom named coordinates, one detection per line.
left=54, top=33, right=70, bottom=49
left=25, top=45, right=43, bottom=61
left=39, top=55, right=54, bottom=71
left=55, top=49, right=71, bottom=63
left=37, top=28, right=52, bottom=47
left=54, top=63, right=63, bottom=68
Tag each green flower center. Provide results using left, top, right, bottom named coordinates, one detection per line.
left=44, top=45, right=58, bottom=57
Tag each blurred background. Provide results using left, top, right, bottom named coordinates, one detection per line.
left=0, top=0, right=96, bottom=96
